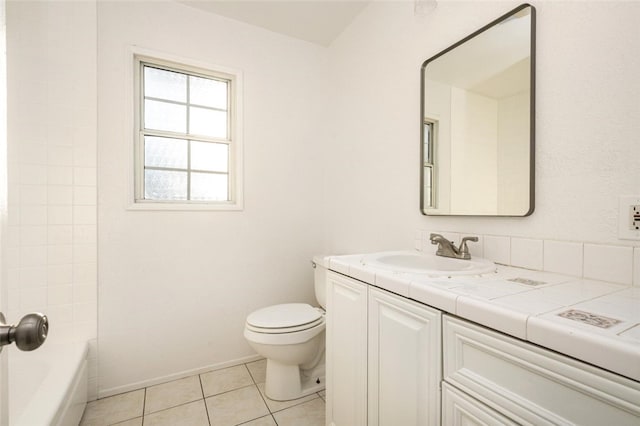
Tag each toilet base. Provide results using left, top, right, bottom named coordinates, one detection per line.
left=264, top=360, right=326, bottom=401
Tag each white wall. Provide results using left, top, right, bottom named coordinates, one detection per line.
left=450, top=87, right=498, bottom=214
left=497, top=90, right=530, bottom=214
left=326, top=0, right=640, bottom=252
left=97, top=0, right=327, bottom=395
left=5, top=0, right=98, bottom=397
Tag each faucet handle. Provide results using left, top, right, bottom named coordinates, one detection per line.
left=458, top=236, right=479, bottom=259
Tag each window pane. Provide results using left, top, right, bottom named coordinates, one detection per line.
left=190, top=76, right=227, bottom=109
left=190, top=172, right=228, bottom=201
left=424, top=122, right=432, bottom=164
left=189, top=106, right=227, bottom=138
left=144, top=136, right=188, bottom=169
left=144, top=169, right=187, bottom=200
left=144, top=66, right=187, bottom=102
left=145, top=99, right=187, bottom=133
left=191, top=142, right=228, bottom=172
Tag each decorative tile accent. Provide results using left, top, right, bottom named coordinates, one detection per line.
left=557, top=309, right=622, bottom=329
left=508, top=277, right=547, bottom=286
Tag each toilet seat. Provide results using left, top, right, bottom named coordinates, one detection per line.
left=246, top=303, right=324, bottom=334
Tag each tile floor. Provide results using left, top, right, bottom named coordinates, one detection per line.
left=80, top=359, right=325, bottom=426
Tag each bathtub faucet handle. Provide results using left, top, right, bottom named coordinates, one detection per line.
left=0, top=312, right=49, bottom=352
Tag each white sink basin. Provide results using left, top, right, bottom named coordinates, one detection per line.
left=360, top=251, right=495, bottom=276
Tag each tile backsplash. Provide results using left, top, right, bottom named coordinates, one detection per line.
left=416, top=230, right=639, bottom=287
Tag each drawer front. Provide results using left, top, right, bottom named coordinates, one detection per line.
left=442, top=382, right=518, bottom=426
left=443, top=315, right=640, bottom=426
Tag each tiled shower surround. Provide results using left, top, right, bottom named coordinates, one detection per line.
left=416, top=230, right=640, bottom=287
left=6, top=0, right=98, bottom=398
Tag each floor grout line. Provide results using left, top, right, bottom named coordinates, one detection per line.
left=141, top=388, right=146, bottom=424
left=90, top=360, right=323, bottom=426
left=198, top=373, right=212, bottom=426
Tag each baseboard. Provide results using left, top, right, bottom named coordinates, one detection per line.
left=97, top=353, right=263, bottom=399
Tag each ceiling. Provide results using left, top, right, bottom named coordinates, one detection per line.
left=177, top=1, right=370, bottom=46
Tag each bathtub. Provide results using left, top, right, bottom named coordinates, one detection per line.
left=9, top=340, right=89, bottom=426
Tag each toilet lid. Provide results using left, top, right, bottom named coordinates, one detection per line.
left=247, top=303, right=322, bottom=329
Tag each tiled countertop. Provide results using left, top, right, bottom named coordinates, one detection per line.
left=319, top=252, right=640, bottom=383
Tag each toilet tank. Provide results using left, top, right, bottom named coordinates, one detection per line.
left=312, top=256, right=328, bottom=309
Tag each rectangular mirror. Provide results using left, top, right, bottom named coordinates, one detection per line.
left=421, top=4, right=535, bottom=216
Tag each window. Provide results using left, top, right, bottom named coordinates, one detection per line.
left=423, top=119, right=437, bottom=208
left=133, top=54, right=242, bottom=209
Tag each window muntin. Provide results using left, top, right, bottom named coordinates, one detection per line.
left=135, top=57, right=237, bottom=204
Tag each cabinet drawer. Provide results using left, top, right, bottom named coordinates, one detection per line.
left=443, top=315, right=640, bottom=426
left=442, top=382, right=518, bottom=426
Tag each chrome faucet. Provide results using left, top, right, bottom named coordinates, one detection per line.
left=429, top=233, right=478, bottom=260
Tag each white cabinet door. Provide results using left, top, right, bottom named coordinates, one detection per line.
left=326, top=272, right=368, bottom=426
left=442, top=382, right=518, bottom=426
left=368, top=288, right=441, bottom=426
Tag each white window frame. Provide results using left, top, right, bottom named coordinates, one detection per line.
left=128, top=47, right=243, bottom=211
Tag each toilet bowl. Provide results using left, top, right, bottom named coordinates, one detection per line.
left=243, top=258, right=327, bottom=401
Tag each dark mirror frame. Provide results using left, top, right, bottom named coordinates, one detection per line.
left=420, top=3, right=536, bottom=217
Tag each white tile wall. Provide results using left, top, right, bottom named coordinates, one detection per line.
left=483, top=235, right=511, bottom=265
left=418, top=229, right=639, bottom=287
left=583, top=244, right=633, bottom=285
left=543, top=240, right=583, bottom=277
left=7, top=0, right=98, bottom=399
left=510, top=238, right=543, bottom=270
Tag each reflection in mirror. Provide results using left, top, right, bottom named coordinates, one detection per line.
left=421, top=4, right=535, bottom=216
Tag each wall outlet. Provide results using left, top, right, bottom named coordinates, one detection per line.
left=631, top=205, right=640, bottom=230
left=618, top=196, right=640, bottom=240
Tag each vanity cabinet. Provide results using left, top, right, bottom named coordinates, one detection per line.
left=326, top=272, right=368, bottom=426
left=326, top=269, right=640, bottom=426
left=443, top=315, right=640, bottom=426
left=326, top=272, right=442, bottom=426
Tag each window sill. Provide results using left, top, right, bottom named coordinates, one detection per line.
left=127, top=200, right=243, bottom=212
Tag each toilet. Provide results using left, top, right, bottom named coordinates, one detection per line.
left=243, top=258, right=327, bottom=401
